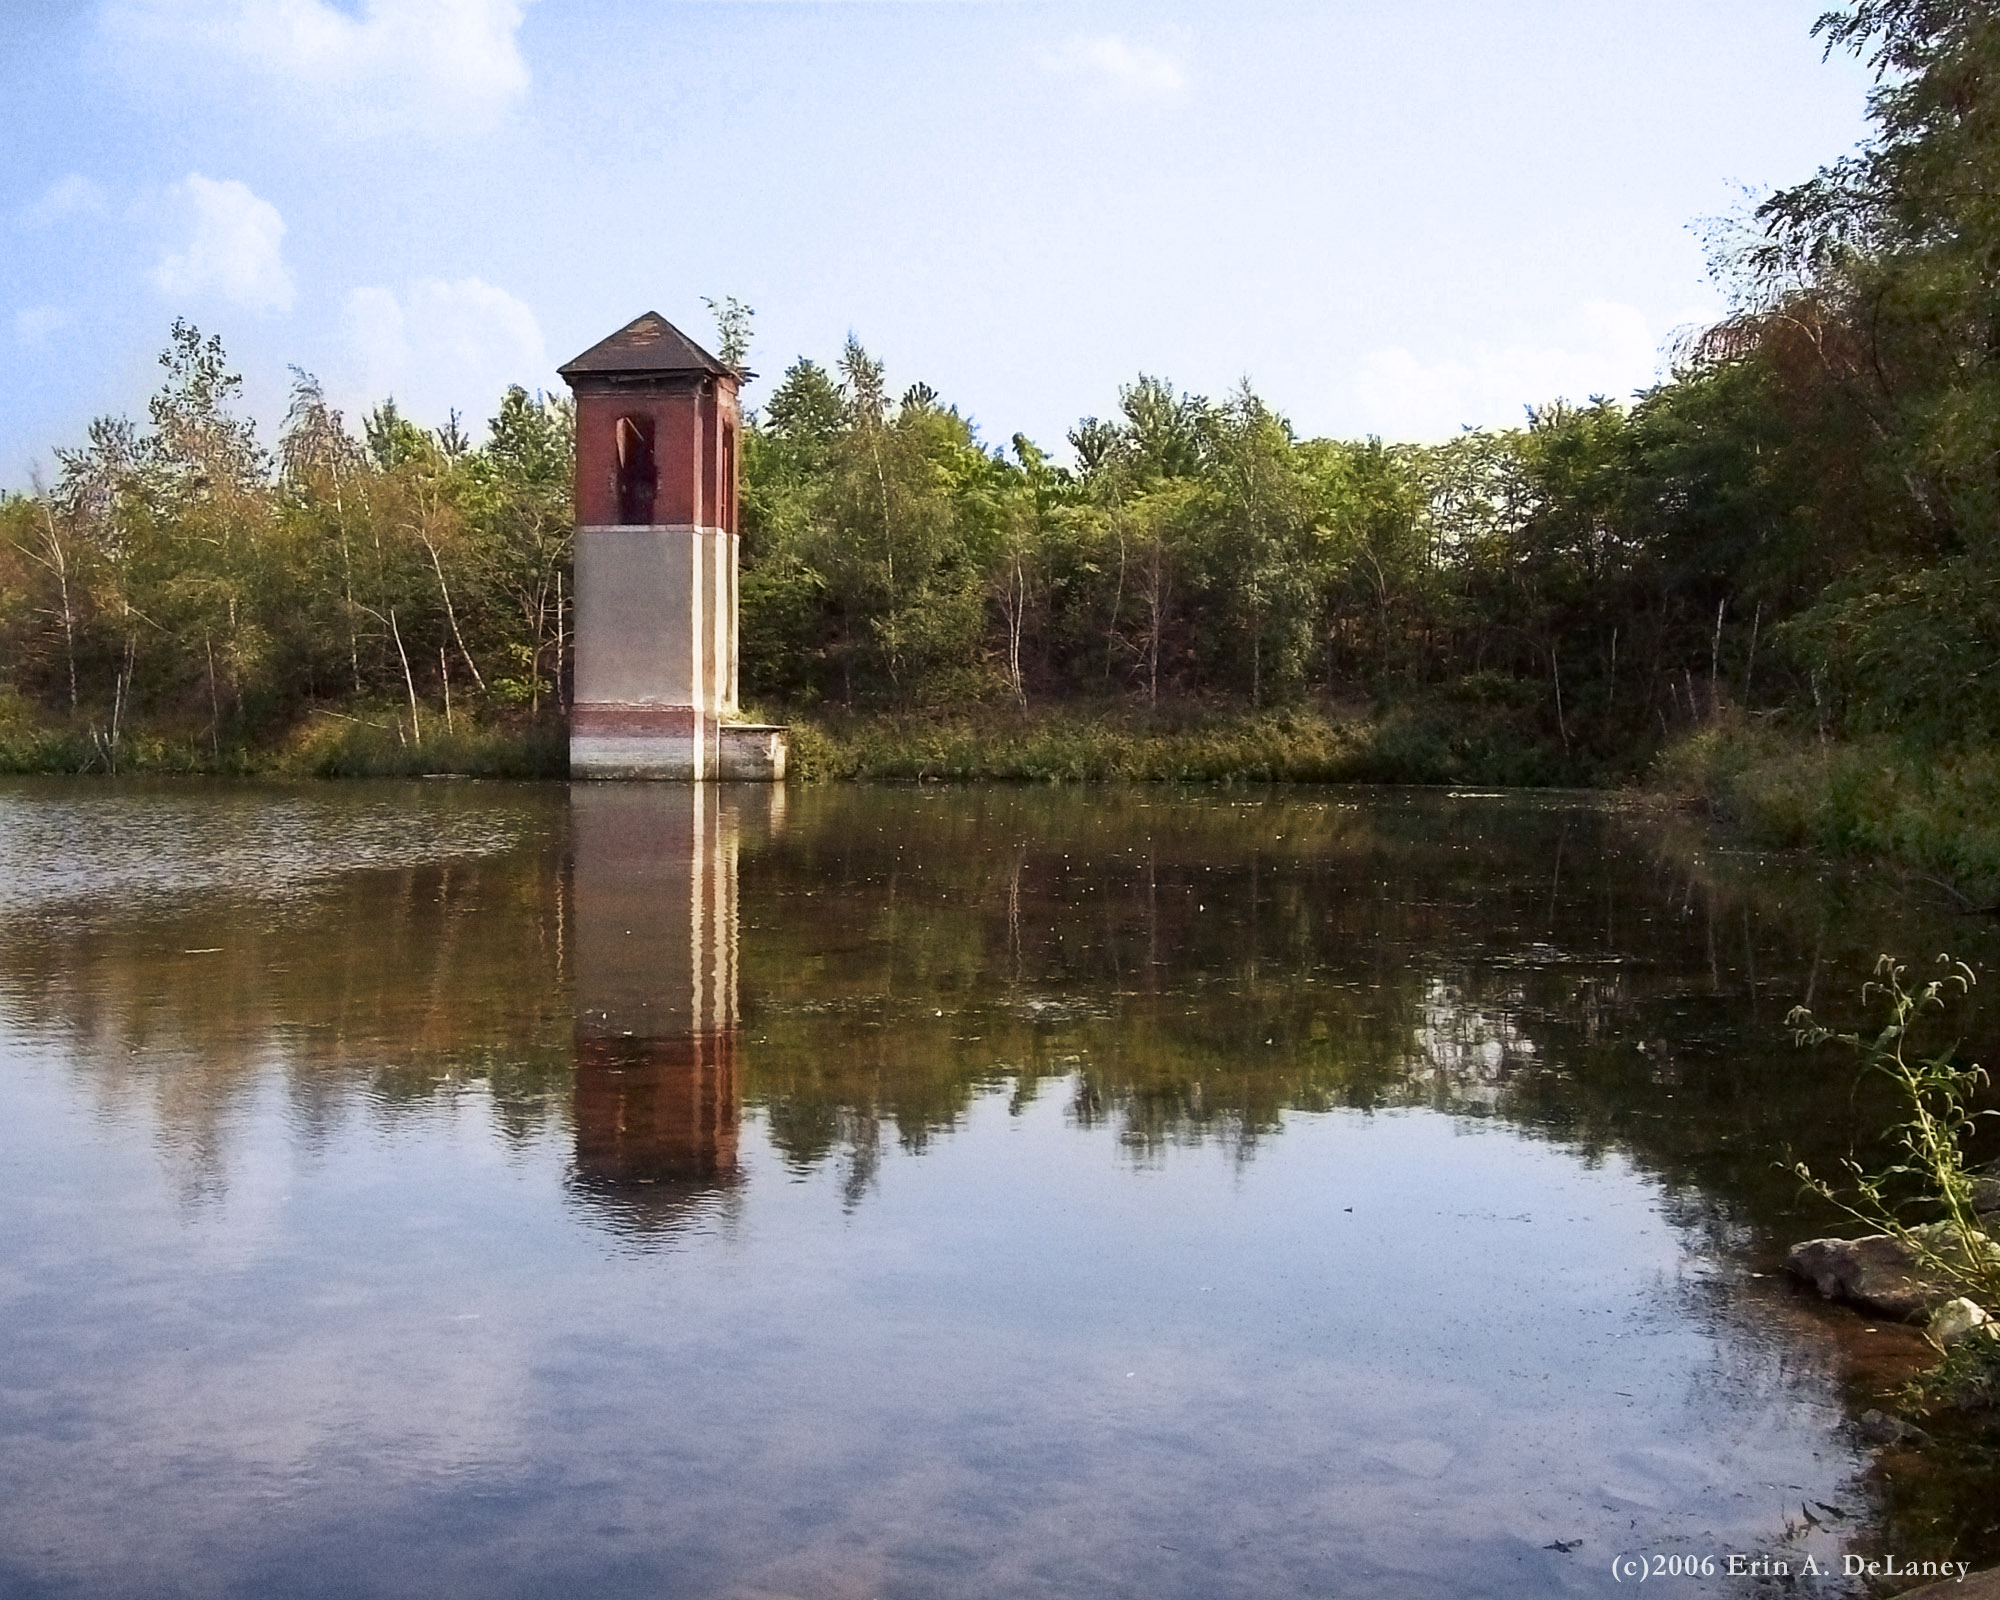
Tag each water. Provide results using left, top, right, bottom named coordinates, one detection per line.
left=0, top=779, right=1994, bottom=1599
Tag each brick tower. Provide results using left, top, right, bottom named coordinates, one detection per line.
left=559, top=312, right=786, bottom=780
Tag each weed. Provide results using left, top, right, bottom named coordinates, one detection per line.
left=1789, top=955, right=2000, bottom=1318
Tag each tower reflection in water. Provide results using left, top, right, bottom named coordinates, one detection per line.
left=568, top=784, right=780, bottom=1233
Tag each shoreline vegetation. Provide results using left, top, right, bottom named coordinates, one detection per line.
left=4, top=689, right=1996, bottom=910
left=5, top=681, right=1998, bottom=902
left=3, top=8, right=1998, bottom=903
left=0, top=696, right=1599, bottom=786
left=1663, top=727, right=2000, bottom=910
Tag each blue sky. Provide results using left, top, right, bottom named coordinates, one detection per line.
left=2, top=0, right=1874, bottom=485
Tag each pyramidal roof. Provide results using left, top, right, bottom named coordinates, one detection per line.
left=558, top=312, right=733, bottom=379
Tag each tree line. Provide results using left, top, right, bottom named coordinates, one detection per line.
left=1, top=0, right=1990, bottom=780
left=750, top=0, right=2000, bottom=775
left=742, top=346, right=1795, bottom=774
left=0, top=322, right=574, bottom=763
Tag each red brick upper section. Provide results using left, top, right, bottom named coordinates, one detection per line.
left=560, top=314, right=743, bottom=531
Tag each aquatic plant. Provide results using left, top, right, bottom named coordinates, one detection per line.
left=1789, top=956, right=2000, bottom=1322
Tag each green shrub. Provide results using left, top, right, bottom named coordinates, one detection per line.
left=1662, top=723, right=2000, bottom=904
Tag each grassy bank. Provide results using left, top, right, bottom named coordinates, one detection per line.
left=0, top=694, right=568, bottom=779
left=781, top=698, right=1582, bottom=785
left=0, top=691, right=1590, bottom=787
left=1659, top=721, right=2000, bottom=906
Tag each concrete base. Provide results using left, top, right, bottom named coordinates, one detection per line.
left=716, top=723, right=788, bottom=781
left=570, top=703, right=787, bottom=781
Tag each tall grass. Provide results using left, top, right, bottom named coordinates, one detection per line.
left=785, top=700, right=1579, bottom=786
left=0, top=692, right=566, bottom=780
left=1660, top=722, right=2000, bottom=904
left=0, top=692, right=1585, bottom=787
left=279, top=709, right=567, bottom=778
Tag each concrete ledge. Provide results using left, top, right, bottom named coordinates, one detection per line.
left=569, top=703, right=786, bottom=781
left=718, top=724, right=788, bottom=782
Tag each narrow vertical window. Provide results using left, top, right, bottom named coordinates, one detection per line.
left=614, top=415, right=658, bottom=525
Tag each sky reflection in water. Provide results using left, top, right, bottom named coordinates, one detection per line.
left=1, top=779, right=1986, bottom=1599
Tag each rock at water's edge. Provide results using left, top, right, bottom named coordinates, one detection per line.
left=1785, top=1233, right=1949, bottom=1320
left=1856, top=1407, right=1932, bottom=1447
left=1928, top=1296, right=1992, bottom=1348
left=1891, top=1566, right=2000, bottom=1600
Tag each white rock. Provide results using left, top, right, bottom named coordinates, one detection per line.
left=1927, top=1296, right=1991, bottom=1348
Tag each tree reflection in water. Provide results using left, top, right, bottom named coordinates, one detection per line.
left=1, top=781, right=1997, bottom=1580
left=0, top=782, right=1992, bottom=1232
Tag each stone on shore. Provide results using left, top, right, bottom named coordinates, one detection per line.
left=1927, top=1296, right=1992, bottom=1348
left=1786, top=1232, right=1953, bottom=1320
left=1892, top=1566, right=2000, bottom=1600
left=1784, top=1222, right=2000, bottom=1321
left=1856, top=1407, right=1932, bottom=1447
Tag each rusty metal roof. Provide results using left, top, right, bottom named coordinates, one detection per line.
left=558, top=312, right=733, bottom=380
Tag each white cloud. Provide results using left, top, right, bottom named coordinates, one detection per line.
left=101, top=0, right=531, bottom=135
left=339, top=277, right=551, bottom=432
left=14, top=306, right=74, bottom=346
left=152, top=174, right=295, bottom=314
left=1353, top=300, right=1718, bottom=441
left=20, top=175, right=109, bottom=228
left=1041, top=33, right=1185, bottom=96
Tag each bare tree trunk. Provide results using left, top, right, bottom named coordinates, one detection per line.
left=1551, top=643, right=1570, bottom=756
left=869, top=429, right=897, bottom=689
left=530, top=575, right=545, bottom=717
left=344, top=550, right=363, bottom=694
left=440, top=644, right=454, bottom=734
left=205, top=633, right=221, bottom=757
left=1145, top=540, right=1165, bottom=708
left=419, top=524, right=487, bottom=693
left=1105, top=512, right=1127, bottom=688
left=1709, top=598, right=1726, bottom=718
left=554, top=565, right=566, bottom=709
left=30, top=503, right=80, bottom=711
left=109, top=631, right=135, bottom=775
left=330, top=468, right=362, bottom=696
left=389, top=606, right=421, bottom=747
left=1005, top=555, right=1027, bottom=710
left=1744, top=601, right=1761, bottom=705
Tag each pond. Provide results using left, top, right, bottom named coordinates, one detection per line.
left=0, top=779, right=1994, bottom=1599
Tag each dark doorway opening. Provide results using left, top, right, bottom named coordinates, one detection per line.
left=615, top=415, right=658, bottom=525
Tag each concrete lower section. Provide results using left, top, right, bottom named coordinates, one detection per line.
left=571, top=521, right=780, bottom=781
left=570, top=703, right=787, bottom=781
left=575, top=525, right=719, bottom=710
